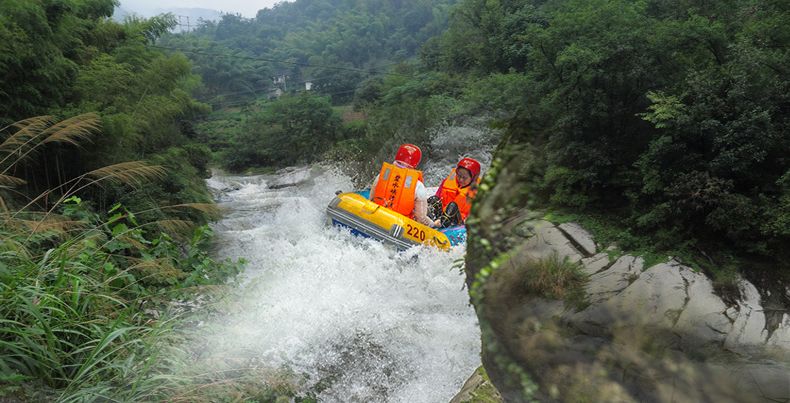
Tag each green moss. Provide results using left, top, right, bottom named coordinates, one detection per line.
left=460, top=367, right=503, bottom=403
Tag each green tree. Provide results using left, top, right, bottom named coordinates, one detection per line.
left=224, top=94, right=342, bottom=171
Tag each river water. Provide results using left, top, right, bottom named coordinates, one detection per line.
left=196, top=160, right=482, bottom=402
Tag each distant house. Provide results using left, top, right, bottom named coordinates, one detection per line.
left=268, top=88, right=283, bottom=99
left=305, top=81, right=313, bottom=91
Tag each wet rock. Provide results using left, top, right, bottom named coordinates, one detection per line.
left=736, top=364, right=790, bottom=401
left=572, top=261, right=686, bottom=336
left=268, top=166, right=314, bottom=189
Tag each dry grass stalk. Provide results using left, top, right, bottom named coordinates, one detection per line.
left=0, top=115, right=56, bottom=151
left=65, top=230, right=108, bottom=256
left=13, top=216, right=83, bottom=235
left=16, top=160, right=167, bottom=236
left=163, top=203, right=221, bottom=217
left=39, top=112, right=101, bottom=147
left=155, top=219, right=195, bottom=235
left=0, top=114, right=99, bottom=173
left=131, top=203, right=220, bottom=222
left=129, top=258, right=185, bottom=282
left=85, top=161, right=166, bottom=188
left=0, top=195, right=8, bottom=214
left=0, top=174, right=26, bottom=187
left=115, top=234, right=148, bottom=251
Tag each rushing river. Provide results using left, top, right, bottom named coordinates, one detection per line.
left=196, top=160, right=482, bottom=402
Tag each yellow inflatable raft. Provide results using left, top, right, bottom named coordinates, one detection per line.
left=327, top=192, right=452, bottom=250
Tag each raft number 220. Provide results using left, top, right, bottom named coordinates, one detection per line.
left=405, top=224, right=426, bottom=241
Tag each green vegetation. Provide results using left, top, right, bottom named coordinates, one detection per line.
left=0, top=1, right=250, bottom=399
left=157, top=0, right=787, bottom=274
left=1, top=0, right=215, bottom=219
left=223, top=93, right=343, bottom=171
left=157, top=0, right=466, bottom=175
left=457, top=366, right=503, bottom=403
left=0, top=114, right=243, bottom=400
left=525, top=253, right=588, bottom=311
left=453, top=2, right=787, bottom=399
left=420, top=0, right=789, bottom=277
left=160, top=0, right=457, bottom=104
left=0, top=200, right=242, bottom=401
left=2, top=0, right=787, bottom=398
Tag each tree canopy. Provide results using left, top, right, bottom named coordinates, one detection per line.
left=429, top=0, right=789, bottom=265
left=160, top=0, right=457, bottom=105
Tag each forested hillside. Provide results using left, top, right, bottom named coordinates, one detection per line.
left=161, top=0, right=457, bottom=104
left=430, top=0, right=789, bottom=273
left=0, top=0, right=214, bottom=213
left=156, top=0, right=464, bottom=173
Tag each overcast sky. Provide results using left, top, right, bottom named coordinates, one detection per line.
left=120, top=0, right=285, bottom=18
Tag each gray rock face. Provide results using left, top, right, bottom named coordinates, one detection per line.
left=725, top=280, right=770, bottom=350
left=674, top=268, right=732, bottom=346
left=580, top=252, right=610, bottom=275
left=470, top=217, right=790, bottom=402
left=558, top=222, right=597, bottom=256
left=583, top=255, right=644, bottom=305
left=516, top=221, right=584, bottom=263
left=768, top=313, right=790, bottom=354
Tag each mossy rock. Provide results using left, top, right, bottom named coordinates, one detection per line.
left=450, top=366, right=503, bottom=403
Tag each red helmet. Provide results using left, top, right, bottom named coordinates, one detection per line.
left=457, top=157, right=481, bottom=178
left=394, top=144, right=422, bottom=168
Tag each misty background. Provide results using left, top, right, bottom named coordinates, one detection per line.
left=115, top=0, right=286, bottom=23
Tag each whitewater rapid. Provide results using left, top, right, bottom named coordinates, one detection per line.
left=198, top=165, right=481, bottom=402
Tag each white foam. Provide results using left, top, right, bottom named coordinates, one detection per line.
left=196, top=166, right=481, bottom=402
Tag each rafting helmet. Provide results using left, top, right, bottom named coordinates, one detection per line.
left=457, top=157, right=481, bottom=179
left=395, top=144, right=422, bottom=168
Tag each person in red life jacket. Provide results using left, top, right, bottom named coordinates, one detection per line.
left=369, top=144, right=437, bottom=227
left=428, top=157, right=482, bottom=228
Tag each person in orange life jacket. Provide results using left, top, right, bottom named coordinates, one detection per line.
left=369, top=144, right=437, bottom=227
left=428, top=157, right=482, bottom=228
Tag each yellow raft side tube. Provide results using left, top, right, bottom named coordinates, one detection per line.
left=327, top=192, right=451, bottom=251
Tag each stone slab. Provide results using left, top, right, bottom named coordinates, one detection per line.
left=580, top=252, right=611, bottom=276
left=584, top=255, right=643, bottom=304
left=516, top=225, right=584, bottom=263
left=558, top=222, right=597, bottom=256
left=675, top=268, right=731, bottom=340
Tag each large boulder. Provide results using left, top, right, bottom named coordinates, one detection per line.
left=465, top=151, right=790, bottom=402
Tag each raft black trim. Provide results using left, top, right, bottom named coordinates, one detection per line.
left=327, top=200, right=419, bottom=250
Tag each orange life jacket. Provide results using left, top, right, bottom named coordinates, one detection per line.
left=437, top=168, right=479, bottom=221
left=371, top=162, right=424, bottom=218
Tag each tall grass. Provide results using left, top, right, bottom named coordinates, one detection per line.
left=0, top=115, right=243, bottom=401
left=524, top=253, right=589, bottom=311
